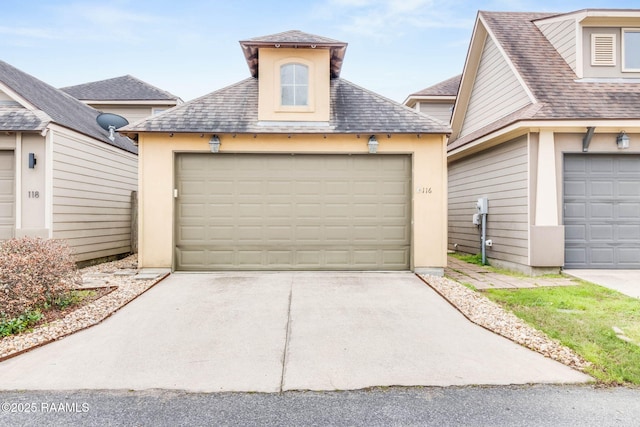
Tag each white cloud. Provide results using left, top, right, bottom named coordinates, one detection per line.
left=322, top=0, right=473, bottom=39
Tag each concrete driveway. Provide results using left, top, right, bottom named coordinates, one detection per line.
left=0, top=272, right=589, bottom=392
left=564, top=270, right=640, bottom=298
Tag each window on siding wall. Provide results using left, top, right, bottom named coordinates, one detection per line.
left=281, top=63, right=308, bottom=106
left=623, top=29, right=640, bottom=71
left=591, top=33, right=616, bottom=66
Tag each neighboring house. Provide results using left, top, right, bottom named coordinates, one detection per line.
left=0, top=60, right=138, bottom=262
left=120, top=30, right=450, bottom=273
left=448, top=9, right=640, bottom=273
left=404, top=74, right=461, bottom=124
left=61, top=75, right=182, bottom=124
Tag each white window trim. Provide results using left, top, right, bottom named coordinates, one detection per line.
left=275, top=58, right=315, bottom=113
left=622, top=28, right=640, bottom=72
left=591, top=33, right=616, bottom=67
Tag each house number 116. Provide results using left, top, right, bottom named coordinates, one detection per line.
left=27, top=191, right=40, bottom=198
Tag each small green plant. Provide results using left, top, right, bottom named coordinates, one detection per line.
left=451, top=252, right=486, bottom=266
left=48, top=290, right=93, bottom=310
left=0, top=310, right=43, bottom=337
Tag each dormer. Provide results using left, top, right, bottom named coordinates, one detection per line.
left=239, top=30, right=347, bottom=123
left=535, top=9, right=640, bottom=79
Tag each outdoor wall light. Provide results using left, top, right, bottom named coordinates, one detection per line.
left=28, top=152, right=36, bottom=169
left=617, top=131, right=630, bottom=149
left=209, top=135, right=221, bottom=153
left=368, top=135, right=378, bottom=154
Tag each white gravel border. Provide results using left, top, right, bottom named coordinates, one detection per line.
left=0, top=255, right=166, bottom=362
left=1, top=258, right=590, bottom=373
left=419, top=274, right=591, bottom=372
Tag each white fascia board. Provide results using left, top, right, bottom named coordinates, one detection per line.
left=448, top=119, right=640, bottom=160
left=450, top=13, right=485, bottom=138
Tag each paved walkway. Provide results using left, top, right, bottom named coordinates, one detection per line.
left=446, top=257, right=576, bottom=290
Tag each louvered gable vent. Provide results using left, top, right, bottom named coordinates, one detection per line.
left=591, top=34, right=616, bottom=66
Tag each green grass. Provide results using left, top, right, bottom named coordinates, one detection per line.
left=450, top=252, right=485, bottom=266
left=484, top=283, right=640, bottom=385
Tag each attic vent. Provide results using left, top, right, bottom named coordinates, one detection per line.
left=591, top=34, right=616, bottom=66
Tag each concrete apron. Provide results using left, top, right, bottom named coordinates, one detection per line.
left=0, top=272, right=590, bottom=392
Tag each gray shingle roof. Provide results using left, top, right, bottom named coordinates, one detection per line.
left=121, top=77, right=450, bottom=135
left=0, top=106, right=48, bottom=131
left=450, top=11, right=640, bottom=148
left=410, top=74, right=461, bottom=97
left=485, top=10, right=640, bottom=120
left=0, top=61, right=137, bottom=154
left=239, top=30, right=348, bottom=79
left=61, top=75, right=180, bottom=102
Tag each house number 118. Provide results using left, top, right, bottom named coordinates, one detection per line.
left=28, top=191, right=40, bottom=198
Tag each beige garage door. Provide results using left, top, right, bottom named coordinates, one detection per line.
left=0, top=151, right=15, bottom=240
left=175, top=153, right=411, bottom=270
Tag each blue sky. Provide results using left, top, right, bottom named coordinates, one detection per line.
left=2, top=0, right=639, bottom=103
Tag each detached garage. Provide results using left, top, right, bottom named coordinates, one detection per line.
left=122, top=31, right=450, bottom=274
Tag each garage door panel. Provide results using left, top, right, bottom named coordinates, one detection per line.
left=619, top=181, right=640, bottom=196
left=0, top=151, right=15, bottom=240
left=564, top=154, right=640, bottom=268
left=590, top=203, right=613, bottom=219
left=590, top=248, right=614, bottom=265
left=564, top=202, right=586, bottom=219
left=564, top=181, right=586, bottom=197
left=618, top=225, right=640, bottom=241
left=176, top=154, right=410, bottom=270
left=619, top=248, right=640, bottom=264
left=590, top=181, right=614, bottom=196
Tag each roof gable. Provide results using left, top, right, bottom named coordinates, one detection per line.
left=450, top=10, right=640, bottom=150
left=121, top=77, right=450, bottom=135
left=61, top=75, right=180, bottom=102
left=0, top=61, right=137, bottom=153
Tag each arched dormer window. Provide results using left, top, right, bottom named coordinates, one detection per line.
left=280, top=63, right=308, bottom=106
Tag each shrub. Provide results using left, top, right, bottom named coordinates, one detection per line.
left=0, top=310, right=42, bottom=337
left=0, top=237, right=81, bottom=320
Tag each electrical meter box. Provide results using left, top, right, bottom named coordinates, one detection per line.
left=476, top=197, right=488, bottom=215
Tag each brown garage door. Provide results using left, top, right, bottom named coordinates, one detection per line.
left=0, top=151, right=15, bottom=240
left=175, top=153, right=411, bottom=270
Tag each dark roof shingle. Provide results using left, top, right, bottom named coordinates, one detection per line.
left=482, top=11, right=640, bottom=121
left=410, top=74, right=461, bottom=97
left=0, top=61, right=137, bottom=153
left=61, top=75, right=180, bottom=102
left=122, top=77, right=450, bottom=135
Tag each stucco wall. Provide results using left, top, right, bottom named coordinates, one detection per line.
left=137, top=133, right=447, bottom=271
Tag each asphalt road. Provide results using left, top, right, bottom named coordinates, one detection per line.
left=0, top=384, right=638, bottom=426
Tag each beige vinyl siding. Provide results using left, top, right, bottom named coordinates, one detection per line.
left=418, top=102, right=454, bottom=124
left=51, top=130, right=137, bottom=261
left=448, top=137, right=529, bottom=265
left=536, top=19, right=577, bottom=73
left=89, top=105, right=155, bottom=125
left=460, top=36, right=531, bottom=138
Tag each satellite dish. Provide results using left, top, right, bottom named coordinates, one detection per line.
left=96, top=113, right=129, bottom=141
